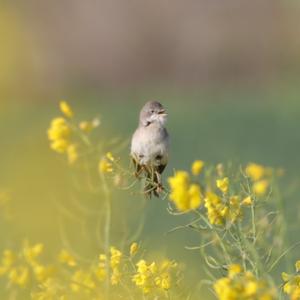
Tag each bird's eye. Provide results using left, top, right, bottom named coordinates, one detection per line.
left=151, top=110, right=154, bottom=113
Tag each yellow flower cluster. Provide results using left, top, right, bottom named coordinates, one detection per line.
left=0, top=241, right=54, bottom=288
left=204, top=192, right=242, bottom=225
left=58, top=249, right=77, bottom=267
left=132, top=259, right=177, bottom=294
left=47, top=101, right=78, bottom=164
left=282, top=260, right=300, bottom=300
left=214, top=264, right=276, bottom=300
left=191, top=160, right=204, bottom=176
left=216, top=177, right=229, bottom=194
left=98, top=152, right=115, bottom=174
left=245, top=163, right=270, bottom=196
left=32, top=278, right=67, bottom=300
left=60, top=101, right=73, bottom=118
left=168, top=171, right=202, bottom=212
left=48, top=101, right=101, bottom=165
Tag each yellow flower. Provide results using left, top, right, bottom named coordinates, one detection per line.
left=253, top=180, right=269, bottom=196
left=99, top=254, right=106, bottom=261
left=31, top=278, right=66, bottom=300
left=50, top=139, right=69, bottom=153
left=33, top=264, right=55, bottom=282
left=67, top=144, right=78, bottom=164
left=59, top=101, right=73, bottom=118
left=110, top=247, right=122, bottom=269
left=296, top=260, right=300, bottom=272
left=23, top=242, right=44, bottom=265
left=106, top=152, right=115, bottom=162
left=9, top=266, right=29, bottom=287
left=99, top=158, right=113, bottom=173
left=242, top=196, right=253, bottom=206
left=47, top=117, right=71, bottom=154
left=133, top=259, right=177, bottom=294
left=130, top=242, right=139, bottom=256
left=191, top=160, right=204, bottom=175
left=2, top=249, right=16, bottom=268
left=159, top=273, right=171, bottom=290
left=216, top=177, right=229, bottom=194
left=228, top=264, right=242, bottom=278
left=245, top=163, right=265, bottom=181
left=204, top=192, right=225, bottom=225
left=111, top=268, right=121, bottom=285
left=58, top=249, right=77, bottom=267
left=168, top=171, right=202, bottom=212
left=70, top=270, right=96, bottom=292
left=47, top=118, right=71, bottom=141
left=214, top=265, right=276, bottom=300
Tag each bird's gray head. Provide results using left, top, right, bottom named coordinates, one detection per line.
left=139, top=101, right=167, bottom=127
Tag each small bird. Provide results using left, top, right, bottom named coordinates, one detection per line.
left=130, top=101, right=169, bottom=197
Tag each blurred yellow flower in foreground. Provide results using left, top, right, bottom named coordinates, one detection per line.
left=130, top=242, right=139, bottom=256
left=168, top=171, right=202, bottom=212
left=48, top=118, right=71, bottom=153
left=191, top=160, right=204, bottom=175
left=99, top=157, right=113, bottom=173
left=67, top=144, right=78, bottom=164
left=216, top=177, right=229, bottom=194
left=59, top=101, right=73, bottom=118
left=214, top=264, right=276, bottom=300
left=245, top=163, right=265, bottom=181
left=242, top=196, right=253, bottom=206
left=282, top=260, right=300, bottom=300
left=58, top=250, right=77, bottom=267
left=253, top=180, right=269, bottom=196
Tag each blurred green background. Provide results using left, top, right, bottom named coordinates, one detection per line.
left=1, top=1, right=300, bottom=298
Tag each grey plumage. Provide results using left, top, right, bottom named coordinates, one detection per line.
left=130, top=101, right=169, bottom=197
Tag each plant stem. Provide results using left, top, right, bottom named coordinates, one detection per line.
left=100, top=172, right=111, bottom=300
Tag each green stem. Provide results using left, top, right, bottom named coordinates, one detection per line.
left=251, top=203, right=256, bottom=244
left=100, top=172, right=111, bottom=300
left=195, top=211, right=232, bottom=265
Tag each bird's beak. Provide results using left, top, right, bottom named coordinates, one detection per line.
left=158, top=109, right=167, bottom=116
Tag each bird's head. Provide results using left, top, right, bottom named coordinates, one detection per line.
left=139, top=101, right=167, bottom=127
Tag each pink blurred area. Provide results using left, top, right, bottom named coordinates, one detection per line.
left=2, top=1, right=300, bottom=99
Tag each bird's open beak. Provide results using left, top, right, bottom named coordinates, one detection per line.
left=158, top=109, right=167, bottom=116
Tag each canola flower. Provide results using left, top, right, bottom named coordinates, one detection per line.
left=245, top=163, right=265, bottom=181
left=58, top=249, right=77, bottom=267
left=168, top=171, right=202, bottom=212
left=216, top=177, right=229, bottom=194
left=130, top=242, right=139, bottom=256
left=245, top=163, right=271, bottom=197
left=132, top=259, right=177, bottom=294
left=191, top=160, right=204, bottom=176
left=47, top=102, right=79, bottom=164
left=99, top=157, right=113, bottom=174
left=0, top=240, right=179, bottom=299
left=0, top=241, right=54, bottom=289
left=59, top=101, right=73, bottom=118
left=204, top=192, right=243, bottom=225
left=282, top=260, right=300, bottom=300
left=214, top=264, right=276, bottom=300
left=48, top=101, right=101, bottom=165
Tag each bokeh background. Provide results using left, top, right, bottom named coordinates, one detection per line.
left=1, top=1, right=300, bottom=298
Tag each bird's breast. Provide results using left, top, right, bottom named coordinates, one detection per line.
left=131, top=125, right=169, bottom=166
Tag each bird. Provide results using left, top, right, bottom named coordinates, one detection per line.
left=130, top=101, right=169, bottom=198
